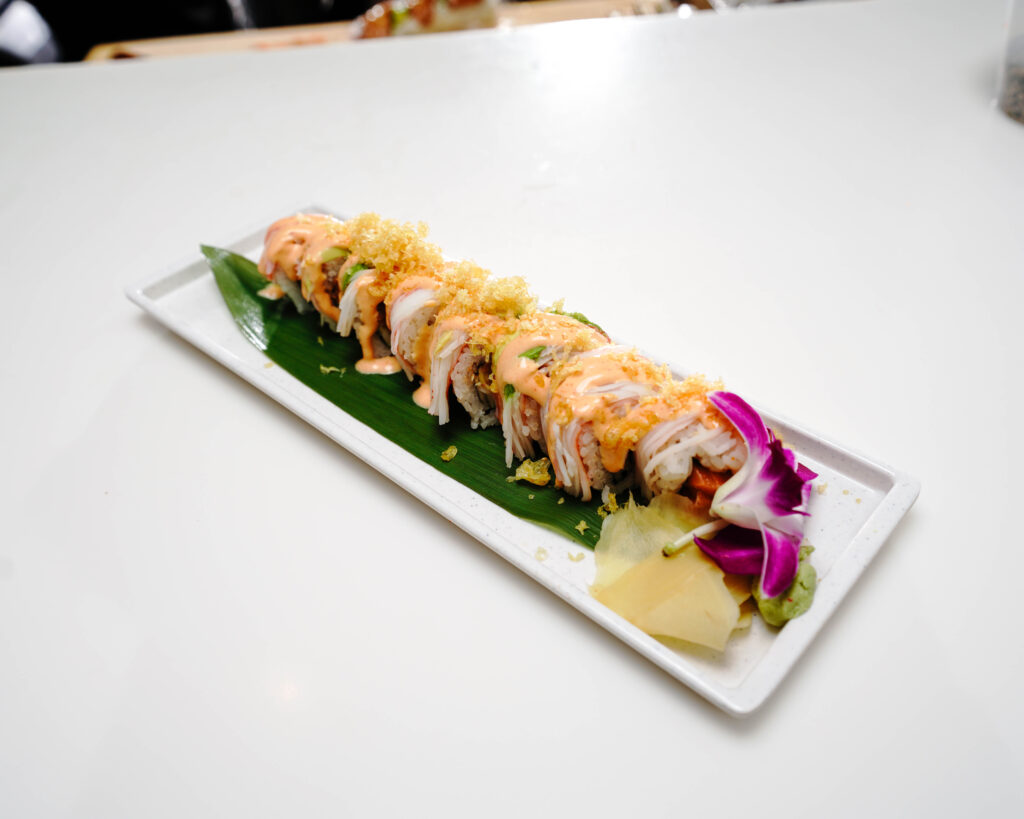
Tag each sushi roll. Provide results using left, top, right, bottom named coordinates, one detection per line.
left=256, top=212, right=749, bottom=505
left=250, top=210, right=818, bottom=618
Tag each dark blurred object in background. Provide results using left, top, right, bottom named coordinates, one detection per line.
left=28, top=0, right=372, bottom=62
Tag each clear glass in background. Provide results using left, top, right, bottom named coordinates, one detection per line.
left=998, top=0, right=1024, bottom=124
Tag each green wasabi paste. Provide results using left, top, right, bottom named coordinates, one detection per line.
left=753, top=545, right=817, bottom=627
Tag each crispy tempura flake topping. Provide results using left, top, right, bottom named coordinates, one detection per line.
left=513, top=457, right=552, bottom=486
left=343, top=212, right=444, bottom=295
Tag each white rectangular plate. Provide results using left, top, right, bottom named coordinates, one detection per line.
left=127, top=208, right=920, bottom=716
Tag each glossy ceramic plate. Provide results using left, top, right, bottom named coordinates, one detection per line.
left=126, top=208, right=920, bottom=716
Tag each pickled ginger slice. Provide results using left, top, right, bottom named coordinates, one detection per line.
left=592, top=493, right=713, bottom=594
left=592, top=494, right=750, bottom=650
left=593, top=545, right=741, bottom=652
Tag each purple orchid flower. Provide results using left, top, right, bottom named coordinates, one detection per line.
left=695, top=391, right=817, bottom=598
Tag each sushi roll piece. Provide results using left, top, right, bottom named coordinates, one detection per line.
left=386, top=274, right=445, bottom=404
left=539, top=348, right=741, bottom=504
left=335, top=259, right=395, bottom=371
left=541, top=347, right=662, bottom=501
left=295, top=222, right=363, bottom=329
left=258, top=213, right=339, bottom=312
left=635, top=404, right=747, bottom=505
left=490, top=312, right=608, bottom=468
left=428, top=313, right=502, bottom=428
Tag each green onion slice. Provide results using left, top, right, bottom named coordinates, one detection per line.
left=341, top=262, right=371, bottom=291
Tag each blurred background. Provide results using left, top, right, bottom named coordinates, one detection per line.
left=0, top=0, right=819, bottom=66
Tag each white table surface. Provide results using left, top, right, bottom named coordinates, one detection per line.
left=2, top=0, right=1023, bottom=815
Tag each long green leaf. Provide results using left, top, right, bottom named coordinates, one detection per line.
left=202, top=246, right=604, bottom=547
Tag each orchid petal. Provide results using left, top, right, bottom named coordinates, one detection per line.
left=762, top=440, right=813, bottom=518
left=708, top=391, right=768, bottom=453
left=760, top=525, right=802, bottom=598
left=797, top=462, right=818, bottom=507
left=696, top=523, right=803, bottom=599
left=695, top=526, right=763, bottom=575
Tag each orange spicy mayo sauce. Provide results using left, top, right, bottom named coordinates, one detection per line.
left=493, top=313, right=606, bottom=406
left=350, top=274, right=401, bottom=375
left=258, top=214, right=337, bottom=282
left=356, top=356, right=402, bottom=375
left=412, top=383, right=432, bottom=408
